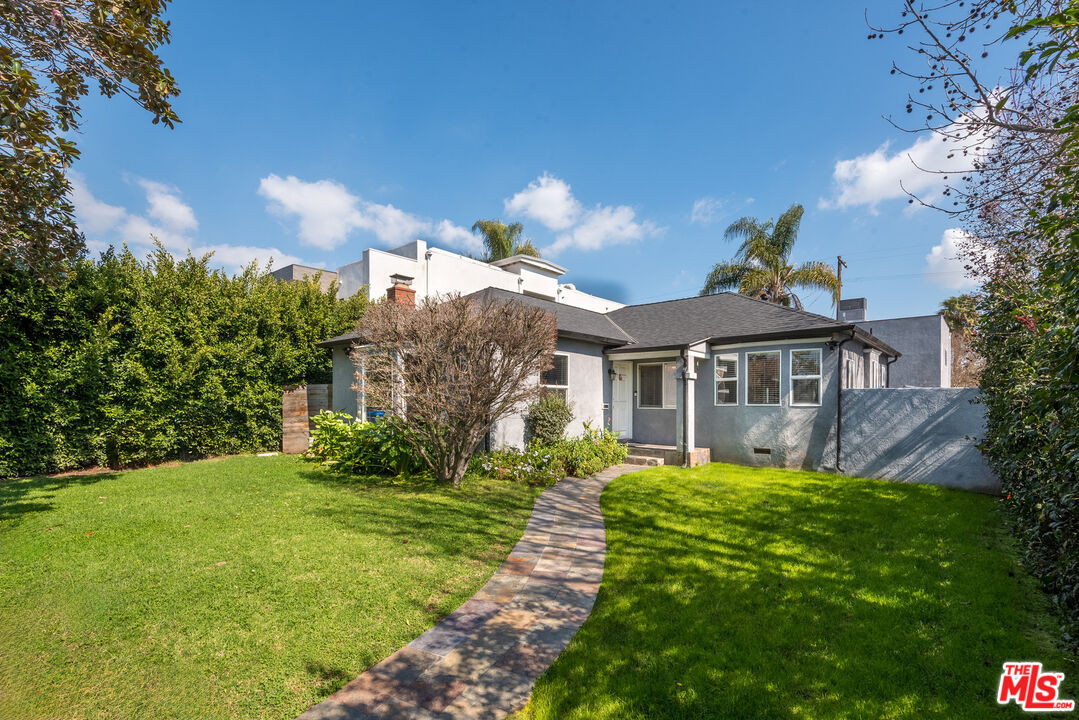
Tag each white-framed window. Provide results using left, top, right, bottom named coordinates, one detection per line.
left=790, top=348, right=822, bottom=406
left=879, top=362, right=887, bottom=388
left=540, top=353, right=569, bottom=398
left=638, top=361, right=677, bottom=409
left=845, top=357, right=857, bottom=389
left=746, top=350, right=781, bottom=406
left=715, top=353, right=739, bottom=406
left=869, top=356, right=880, bottom=389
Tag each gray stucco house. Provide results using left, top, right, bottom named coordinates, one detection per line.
left=319, top=285, right=900, bottom=473
left=856, top=314, right=952, bottom=388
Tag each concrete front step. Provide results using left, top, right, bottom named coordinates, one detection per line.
left=624, top=444, right=711, bottom=467
left=625, top=455, right=664, bottom=466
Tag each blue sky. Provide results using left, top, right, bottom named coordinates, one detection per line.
left=69, top=1, right=983, bottom=319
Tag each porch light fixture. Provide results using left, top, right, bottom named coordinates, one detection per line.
left=607, top=367, right=617, bottom=381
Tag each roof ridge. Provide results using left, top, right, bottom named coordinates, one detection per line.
left=612, top=292, right=719, bottom=311
left=722, top=290, right=846, bottom=326
left=614, top=291, right=844, bottom=327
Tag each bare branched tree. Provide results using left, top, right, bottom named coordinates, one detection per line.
left=871, top=1, right=1077, bottom=283
left=355, top=294, right=557, bottom=487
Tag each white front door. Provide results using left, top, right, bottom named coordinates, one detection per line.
left=611, top=360, right=633, bottom=439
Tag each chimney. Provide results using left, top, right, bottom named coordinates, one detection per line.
left=838, top=297, right=868, bottom=322
left=386, top=273, right=415, bottom=306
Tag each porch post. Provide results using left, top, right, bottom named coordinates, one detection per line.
left=678, top=350, right=697, bottom=466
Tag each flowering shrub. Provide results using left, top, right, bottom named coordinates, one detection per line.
left=304, top=411, right=426, bottom=476
left=471, top=445, right=562, bottom=487
left=546, top=422, right=628, bottom=478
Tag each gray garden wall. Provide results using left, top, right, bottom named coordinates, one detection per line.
left=830, top=388, right=998, bottom=494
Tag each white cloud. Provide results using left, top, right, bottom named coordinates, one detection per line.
left=690, top=196, right=725, bottom=225
left=820, top=123, right=990, bottom=212
left=504, top=174, right=582, bottom=231
left=138, top=179, right=198, bottom=233
left=352, top=201, right=430, bottom=248
left=191, top=243, right=304, bottom=273
left=504, top=172, right=660, bottom=256
left=435, top=219, right=483, bottom=254
left=925, top=227, right=986, bottom=289
left=70, top=174, right=300, bottom=274
left=69, top=173, right=126, bottom=233
left=257, top=173, right=479, bottom=253
left=258, top=174, right=361, bottom=250
left=546, top=205, right=659, bottom=256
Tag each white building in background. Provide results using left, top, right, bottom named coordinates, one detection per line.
left=328, top=239, right=623, bottom=313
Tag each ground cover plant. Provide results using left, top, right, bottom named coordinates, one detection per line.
left=521, top=463, right=1076, bottom=720
left=0, top=454, right=541, bottom=719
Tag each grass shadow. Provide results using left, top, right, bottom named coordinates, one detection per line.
left=0, top=471, right=119, bottom=522
left=524, top=463, right=1075, bottom=720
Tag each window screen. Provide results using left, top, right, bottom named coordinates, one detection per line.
left=540, top=355, right=568, bottom=398
left=639, top=362, right=676, bottom=408
left=790, top=349, right=821, bottom=405
left=747, top=351, right=780, bottom=405
left=540, top=355, right=568, bottom=387
left=715, top=353, right=738, bottom=405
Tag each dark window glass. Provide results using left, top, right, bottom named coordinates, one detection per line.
left=639, top=363, right=663, bottom=408
left=540, top=355, right=568, bottom=388
left=747, top=352, right=780, bottom=405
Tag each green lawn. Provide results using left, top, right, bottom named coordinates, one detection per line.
left=0, top=454, right=541, bottom=720
left=521, top=463, right=1076, bottom=720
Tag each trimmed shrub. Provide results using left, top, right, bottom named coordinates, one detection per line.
left=525, top=394, right=573, bottom=446
left=0, top=245, right=367, bottom=476
left=304, top=411, right=426, bottom=476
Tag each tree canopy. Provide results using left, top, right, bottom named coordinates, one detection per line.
left=0, top=1, right=180, bottom=279
left=471, top=219, right=540, bottom=262
left=699, top=203, right=839, bottom=309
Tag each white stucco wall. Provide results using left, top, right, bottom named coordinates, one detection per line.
left=334, top=240, right=623, bottom=311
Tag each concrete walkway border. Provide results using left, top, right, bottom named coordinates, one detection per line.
left=298, top=464, right=641, bottom=720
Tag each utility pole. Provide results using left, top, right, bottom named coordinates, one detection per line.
left=836, top=255, right=847, bottom=321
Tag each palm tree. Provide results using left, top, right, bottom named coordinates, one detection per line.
left=939, top=294, right=979, bottom=336
left=471, top=219, right=540, bottom=262
left=699, top=203, right=839, bottom=310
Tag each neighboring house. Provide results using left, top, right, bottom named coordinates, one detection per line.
left=856, top=314, right=951, bottom=388
left=334, top=239, right=622, bottom=313
left=271, top=264, right=340, bottom=293
left=319, top=266, right=901, bottom=474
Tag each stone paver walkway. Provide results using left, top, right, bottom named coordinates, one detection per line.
left=297, top=464, right=640, bottom=720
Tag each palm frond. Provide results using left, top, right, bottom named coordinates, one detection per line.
left=771, top=204, right=804, bottom=260
left=787, top=260, right=840, bottom=305
left=738, top=267, right=775, bottom=301
left=700, top=262, right=748, bottom=295
left=472, top=219, right=516, bottom=261
left=513, top=240, right=540, bottom=258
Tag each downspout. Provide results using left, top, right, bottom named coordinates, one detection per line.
left=424, top=249, right=433, bottom=300
left=835, top=329, right=857, bottom=473
left=883, top=355, right=899, bottom=388
left=681, top=347, right=690, bottom=469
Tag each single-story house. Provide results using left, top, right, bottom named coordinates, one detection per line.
left=319, top=271, right=900, bottom=472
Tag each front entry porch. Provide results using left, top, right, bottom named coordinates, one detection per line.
left=623, top=442, right=711, bottom=468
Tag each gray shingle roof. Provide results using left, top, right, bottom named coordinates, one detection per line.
left=317, top=289, right=898, bottom=357
left=463, top=288, right=633, bottom=345
left=606, top=292, right=898, bottom=355
left=317, top=329, right=363, bottom=348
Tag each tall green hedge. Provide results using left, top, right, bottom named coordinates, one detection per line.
left=0, top=246, right=367, bottom=476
